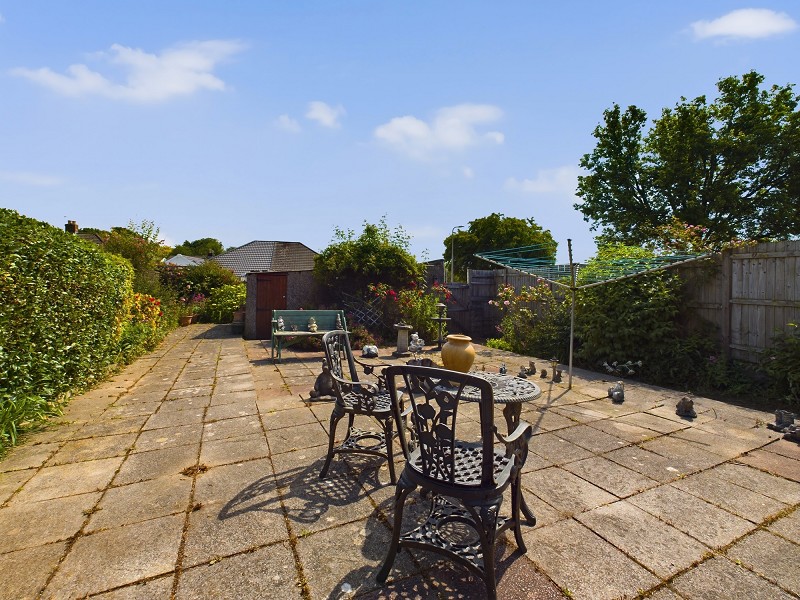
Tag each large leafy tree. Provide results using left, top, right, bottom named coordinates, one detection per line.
left=445, top=213, right=556, bottom=280
left=172, top=237, right=224, bottom=257
left=576, top=71, right=800, bottom=248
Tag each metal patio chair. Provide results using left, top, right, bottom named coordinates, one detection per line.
left=376, top=364, right=533, bottom=600
left=318, top=330, right=396, bottom=484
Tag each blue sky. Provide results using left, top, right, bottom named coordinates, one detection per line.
left=1, top=2, right=798, bottom=264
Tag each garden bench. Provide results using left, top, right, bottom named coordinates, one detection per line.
left=271, top=309, right=347, bottom=362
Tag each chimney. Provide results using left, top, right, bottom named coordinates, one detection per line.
left=65, top=220, right=79, bottom=234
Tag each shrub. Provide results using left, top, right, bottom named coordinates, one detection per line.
left=203, top=284, right=246, bottom=323
left=159, top=260, right=239, bottom=298
left=368, top=282, right=451, bottom=340
left=762, top=323, right=800, bottom=405
left=0, top=209, right=172, bottom=452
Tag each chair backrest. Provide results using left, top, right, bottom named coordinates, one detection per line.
left=385, top=364, right=497, bottom=487
left=322, top=330, right=360, bottom=382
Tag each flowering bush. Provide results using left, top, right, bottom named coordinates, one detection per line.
left=129, top=293, right=163, bottom=328
left=178, top=293, right=206, bottom=317
left=368, top=281, right=451, bottom=340
left=487, top=282, right=570, bottom=360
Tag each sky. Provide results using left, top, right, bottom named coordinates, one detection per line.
left=1, top=2, right=798, bottom=265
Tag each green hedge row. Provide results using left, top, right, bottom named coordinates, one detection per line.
left=0, top=209, right=135, bottom=450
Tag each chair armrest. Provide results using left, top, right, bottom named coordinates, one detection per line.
left=353, top=356, right=391, bottom=389
left=496, top=420, right=533, bottom=469
left=328, top=370, right=381, bottom=396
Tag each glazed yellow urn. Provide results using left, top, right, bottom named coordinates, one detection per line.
left=441, top=334, right=476, bottom=372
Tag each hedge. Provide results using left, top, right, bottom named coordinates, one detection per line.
left=0, top=209, right=135, bottom=450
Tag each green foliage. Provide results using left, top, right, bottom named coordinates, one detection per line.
left=314, top=217, right=425, bottom=296
left=0, top=210, right=135, bottom=450
left=445, top=213, right=557, bottom=281
left=488, top=283, right=570, bottom=360
left=0, top=210, right=174, bottom=453
left=103, top=220, right=171, bottom=293
left=577, top=71, right=800, bottom=247
left=762, top=323, right=800, bottom=405
left=172, top=237, right=224, bottom=257
left=159, top=260, right=240, bottom=299
left=203, top=284, right=246, bottom=323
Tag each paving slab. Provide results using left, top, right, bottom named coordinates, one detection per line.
left=176, top=541, right=300, bottom=599
left=9, top=456, right=122, bottom=503
left=43, top=513, right=185, bottom=599
left=553, top=423, right=631, bottom=454
left=576, top=500, right=709, bottom=579
left=114, top=444, right=198, bottom=485
left=133, top=423, right=203, bottom=453
left=199, top=433, right=270, bottom=467
left=86, top=473, right=192, bottom=532
left=296, top=519, right=420, bottom=600
left=202, top=415, right=263, bottom=441
left=0, top=491, right=100, bottom=553
left=768, top=508, right=800, bottom=540
left=91, top=576, right=174, bottom=599
left=181, top=458, right=287, bottom=567
left=0, top=467, right=35, bottom=504
left=738, top=448, right=800, bottom=482
left=45, top=432, right=136, bottom=466
left=672, top=469, right=788, bottom=523
left=522, top=519, right=659, bottom=600
left=563, top=456, right=660, bottom=498
left=627, top=484, right=755, bottom=548
left=528, top=431, right=594, bottom=465
left=670, top=555, right=794, bottom=600
left=522, top=467, right=617, bottom=517
left=726, top=529, right=800, bottom=596
left=0, top=442, right=61, bottom=472
left=0, top=541, right=67, bottom=600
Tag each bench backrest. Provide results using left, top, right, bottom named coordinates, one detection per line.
left=272, top=310, right=347, bottom=332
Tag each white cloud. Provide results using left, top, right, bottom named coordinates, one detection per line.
left=11, top=40, right=245, bottom=103
left=305, top=101, right=345, bottom=128
left=505, top=166, right=580, bottom=196
left=275, top=114, right=301, bottom=133
left=374, top=103, right=503, bottom=160
left=462, top=166, right=474, bottom=179
left=691, top=9, right=797, bottom=40
left=0, top=170, right=64, bottom=186
left=0, top=13, right=5, bottom=24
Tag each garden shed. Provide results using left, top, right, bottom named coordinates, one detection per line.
left=212, top=241, right=319, bottom=339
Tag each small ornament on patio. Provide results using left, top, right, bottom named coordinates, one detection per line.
left=608, top=381, right=625, bottom=403
left=675, top=396, right=697, bottom=418
left=308, top=317, right=318, bottom=332
left=499, top=363, right=507, bottom=374
left=277, top=316, right=285, bottom=331
left=335, top=314, right=343, bottom=329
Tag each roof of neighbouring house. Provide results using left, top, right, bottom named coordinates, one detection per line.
left=210, top=241, right=317, bottom=279
left=162, top=254, right=207, bottom=267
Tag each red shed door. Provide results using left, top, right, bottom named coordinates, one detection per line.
left=256, top=272, right=288, bottom=339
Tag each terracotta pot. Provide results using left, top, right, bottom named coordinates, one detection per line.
left=179, top=315, right=193, bottom=326
left=440, top=334, right=476, bottom=373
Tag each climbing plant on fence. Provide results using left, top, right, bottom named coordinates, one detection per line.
left=0, top=209, right=136, bottom=451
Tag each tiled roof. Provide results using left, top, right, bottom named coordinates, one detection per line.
left=211, top=241, right=317, bottom=279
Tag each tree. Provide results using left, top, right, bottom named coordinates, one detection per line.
left=576, top=71, right=800, bottom=248
left=444, top=213, right=556, bottom=280
left=314, top=217, right=424, bottom=297
left=172, top=237, right=224, bottom=257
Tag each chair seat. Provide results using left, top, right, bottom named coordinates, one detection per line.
left=341, top=390, right=393, bottom=414
left=408, top=443, right=512, bottom=487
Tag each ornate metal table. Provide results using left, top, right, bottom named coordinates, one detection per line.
left=458, top=372, right=541, bottom=433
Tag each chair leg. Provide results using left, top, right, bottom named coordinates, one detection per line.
left=320, top=403, right=345, bottom=479
left=511, top=475, right=527, bottom=552
left=383, top=416, right=396, bottom=484
left=478, top=502, right=500, bottom=600
left=376, top=478, right=414, bottom=584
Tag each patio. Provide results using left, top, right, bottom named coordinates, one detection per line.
left=0, top=323, right=798, bottom=599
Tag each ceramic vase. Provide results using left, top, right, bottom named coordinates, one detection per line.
left=440, top=334, right=476, bottom=372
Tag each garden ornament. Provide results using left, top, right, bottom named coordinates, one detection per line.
left=362, top=345, right=379, bottom=358
left=675, top=396, right=696, bottom=418
left=608, top=381, right=624, bottom=403
left=277, top=316, right=285, bottom=331
left=309, top=362, right=336, bottom=400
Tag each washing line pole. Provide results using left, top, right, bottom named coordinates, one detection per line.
left=568, top=239, right=576, bottom=389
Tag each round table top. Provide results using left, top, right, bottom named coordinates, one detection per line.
left=446, top=372, right=542, bottom=405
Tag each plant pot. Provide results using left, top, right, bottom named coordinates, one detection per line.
left=440, top=334, right=476, bottom=373
left=179, top=315, right=193, bottom=326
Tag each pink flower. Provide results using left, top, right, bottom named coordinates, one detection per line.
left=503, top=300, right=510, bottom=306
